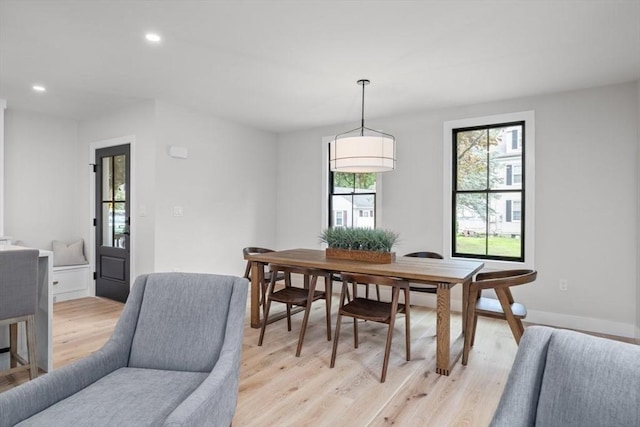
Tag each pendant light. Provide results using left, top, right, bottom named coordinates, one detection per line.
left=330, top=79, right=396, bottom=173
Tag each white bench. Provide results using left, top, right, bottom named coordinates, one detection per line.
left=52, top=264, right=90, bottom=302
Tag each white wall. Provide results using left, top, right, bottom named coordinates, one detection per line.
left=153, top=101, right=278, bottom=275
left=637, top=81, right=640, bottom=342
left=78, top=100, right=278, bottom=280
left=78, top=101, right=157, bottom=278
left=275, top=81, right=639, bottom=337
left=0, top=100, right=5, bottom=236
left=4, top=109, right=81, bottom=250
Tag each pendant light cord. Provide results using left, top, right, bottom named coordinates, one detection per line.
left=360, top=81, right=365, bottom=136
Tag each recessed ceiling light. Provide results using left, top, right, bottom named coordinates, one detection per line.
left=145, top=33, right=162, bottom=43
left=32, top=85, right=46, bottom=92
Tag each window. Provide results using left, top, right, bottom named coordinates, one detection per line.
left=505, top=164, right=522, bottom=186
left=452, top=121, right=526, bottom=261
left=328, top=171, right=376, bottom=229
left=513, top=164, right=522, bottom=185
left=510, top=129, right=519, bottom=150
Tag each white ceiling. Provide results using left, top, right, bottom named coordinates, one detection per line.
left=1, top=1, right=639, bottom=133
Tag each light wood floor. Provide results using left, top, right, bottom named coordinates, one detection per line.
left=0, top=297, right=529, bottom=426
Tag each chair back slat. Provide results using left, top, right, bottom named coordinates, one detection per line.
left=404, top=251, right=443, bottom=259
left=340, top=272, right=409, bottom=289
left=475, top=270, right=537, bottom=290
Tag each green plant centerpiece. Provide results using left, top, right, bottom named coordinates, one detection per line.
left=320, top=227, right=399, bottom=264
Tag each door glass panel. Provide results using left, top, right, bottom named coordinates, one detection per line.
left=113, top=155, right=126, bottom=202
left=114, top=202, right=126, bottom=249
left=102, top=202, right=113, bottom=247
left=102, top=157, right=113, bottom=201
left=100, top=154, right=127, bottom=249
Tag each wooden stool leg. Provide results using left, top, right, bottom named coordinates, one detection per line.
left=9, top=323, right=18, bottom=368
left=26, top=315, right=38, bottom=379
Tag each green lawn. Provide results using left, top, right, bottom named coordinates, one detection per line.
left=456, top=235, right=521, bottom=257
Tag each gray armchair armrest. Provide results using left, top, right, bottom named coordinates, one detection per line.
left=489, top=326, right=554, bottom=427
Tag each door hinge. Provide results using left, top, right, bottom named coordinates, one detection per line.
left=91, top=163, right=97, bottom=173
left=93, top=272, right=97, bottom=280
left=93, top=218, right=97, bottom=226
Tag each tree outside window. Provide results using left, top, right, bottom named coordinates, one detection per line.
left=453, top=122, right=525, bottom=261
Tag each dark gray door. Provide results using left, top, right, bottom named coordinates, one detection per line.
left=95, top=144, right=130, bottom=303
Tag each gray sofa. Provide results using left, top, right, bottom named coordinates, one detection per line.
left=490, top=325, right=640, bottom=427
left=0, top=272, right=248, bottom=427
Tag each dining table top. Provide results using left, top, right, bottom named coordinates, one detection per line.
left=244, top=248, right=484, bottom=285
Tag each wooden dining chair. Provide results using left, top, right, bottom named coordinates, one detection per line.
left=404, top=251, right=443, bottom=294
left=462, top=269, right=537, bottom=365
left=258, top=264, right=332, bottom=357
left=242, top=247, right=285, bottom=314
left=330, top=273, right=411, bottom=383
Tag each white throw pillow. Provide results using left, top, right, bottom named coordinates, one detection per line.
left=52, top=239, right=88, bottom=267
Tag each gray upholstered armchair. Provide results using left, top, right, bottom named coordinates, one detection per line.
left=490, top=325, right=640, bottom=427
left=0, top=272, right=248, bottom=427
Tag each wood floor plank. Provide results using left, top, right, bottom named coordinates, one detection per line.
left=2, top=294, right=631, bottom=426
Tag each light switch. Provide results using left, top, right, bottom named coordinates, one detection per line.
left=172, top=206, right=183, bottom=217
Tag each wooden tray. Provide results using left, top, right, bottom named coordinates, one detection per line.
left=325, top=248, right=396, bottom=264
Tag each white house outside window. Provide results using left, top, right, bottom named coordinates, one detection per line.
left=328, top=172, right=376, bottom=229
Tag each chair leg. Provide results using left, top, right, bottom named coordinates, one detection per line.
left=258, top=292, right=274, bottom=347
left=286, top=304, right=292, bottom=331
left=295, top=276, right=318, bottom=357
left=375, top=284, right=381, bottom=301
left=349, top=281, right=359, bottom=348
left=463, top=288, right=479, bottom=365
left=496, top=289, right=524, bottom=344
left=324, top=276, right=332, bottom=341
left=470, top=314, right=478, bottom=346
left=381, top=287, right=400, bottom=383
left=330, top=310, right=344, bottom=368
left=284, top=272, right=292, bottom=331
left=403, top=288, right=411, bottom=361
left=26, top=315, right=38, bottom=379
left=260, top=280, right=268, bottom=316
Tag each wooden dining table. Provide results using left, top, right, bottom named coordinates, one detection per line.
left=244, top=248, right=484, bottom=376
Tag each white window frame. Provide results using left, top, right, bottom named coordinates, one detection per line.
left=443, top=111, right=535, bottom=270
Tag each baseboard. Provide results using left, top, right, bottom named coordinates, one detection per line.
left=525, top=309, right=636, bottom=339
left=358, top=287, right=636, bottom=339
left=53, top=289, right=90, bottom=303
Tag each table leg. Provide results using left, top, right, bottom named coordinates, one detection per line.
left=250, top=261, right=263, bottom=329
left=461, top=278, right=470, bottom=335
left=436, top=283, right=451, bottom=375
